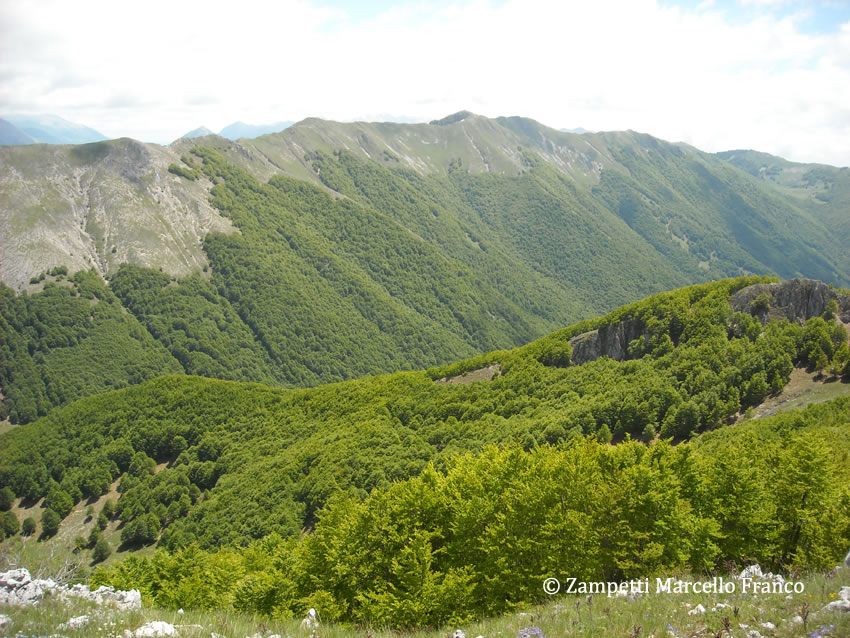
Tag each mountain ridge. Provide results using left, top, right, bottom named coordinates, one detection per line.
left=2, top=113, right=850, bottom=424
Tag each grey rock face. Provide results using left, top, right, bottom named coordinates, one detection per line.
left=566, top=278, right=848, bottom=368
left=730, top=278, right=850, bottom=325
left=0, top=140, right=235, bottom=291
left=569, top=319, right=646, bottom=365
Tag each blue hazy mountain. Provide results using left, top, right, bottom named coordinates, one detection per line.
left=179, top=126, right=216, bottom=140
left=218, top=121, right=293, bottom=140
left=0, top=118, right=37, bottom=145
left=2, top=114, right=107, bottom=144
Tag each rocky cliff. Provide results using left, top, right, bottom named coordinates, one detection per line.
left=568, top=278, right=850, bottom=366
left=569, top=319, right=647, bottom=365
left=730, top=278, right=850, bottom=324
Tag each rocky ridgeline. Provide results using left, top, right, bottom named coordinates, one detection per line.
left=568, top=278, right=850, bottom=366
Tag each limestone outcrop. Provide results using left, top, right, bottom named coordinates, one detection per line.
left=731, top=278, right=850, bottom=325
left=568, top=318, right=646, bottom=365
left=566, top=279, right=849, bottom=368
left=0, top=568, right=141, bottom=610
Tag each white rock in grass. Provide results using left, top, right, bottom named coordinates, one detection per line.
left=739, top=564, right=784, bottom=586
left=760, top=621, right=775, bottom=629
left=740, top=565, right=764, bottom=580
left=453, top=630, right=467, bottom=638
left=844, top=547, right=850, bottom=568
left=60, top=614, right=90, bottom=629
left=300, top=607, right=319, bottom=632
left=822, top=598, right=850, bottom=613
left=791, top=615, right=803, bottom=624
left=0, top=614, right=12, bottom=631
left=134, top=621, right=177, bottom=637
left=839, top=586, right=850, bottom=601
left=687, top=604, right=706, bottom=615
left=0, top=568, right=140, bottom=610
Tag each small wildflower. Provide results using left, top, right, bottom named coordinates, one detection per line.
left=518, top=627, right=545, bottom=638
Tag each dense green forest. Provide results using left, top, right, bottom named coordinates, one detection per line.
left=90, top=398, right=850, bottom=627
left=2, top=277, right=847, bottom=550
left=0, top=269, right=182, bottom=423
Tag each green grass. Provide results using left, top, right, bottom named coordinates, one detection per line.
left=1, top=569, right=848, bottom=637
left=749, top=368, right=850, bottom=420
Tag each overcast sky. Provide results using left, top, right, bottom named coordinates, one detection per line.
left=2, top=0, right=849, bottom=166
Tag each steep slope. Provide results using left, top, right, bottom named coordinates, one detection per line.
left=590, top=133, right=844, bottom=284
left=247, top=114, right=848, bottom=284
left=0, top=270, right=183, bottom=423
left=0, top=138, right=235, bottom=290
left=717, top=148, right=850, bottom=247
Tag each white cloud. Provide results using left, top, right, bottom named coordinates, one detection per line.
left=1, top=0, right=849, bottom=165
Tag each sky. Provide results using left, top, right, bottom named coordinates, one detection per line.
left=2, top=0, right=850, bottom=166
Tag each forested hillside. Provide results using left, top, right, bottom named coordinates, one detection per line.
left=90, top=400, right=850, bottom=626
left=2, top=277, right=848, bottom=550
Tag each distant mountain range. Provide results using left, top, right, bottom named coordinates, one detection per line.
left=0, top=115, right=296, bottom=147
left=179, top=126, right=216, bottom=140
left=0, top=114, right=107, bottom=145
left=176, top=121, right=294, bottom=143
left=218, top=120, right=293, bottom=140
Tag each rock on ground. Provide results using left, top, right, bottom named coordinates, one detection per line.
left=60, top=614, right=91, bottom=629
left=0, top=568, right=140, bottom=610
left=299, top=607, right=319, bottom=632
left=133, top=620, right=177, bottom=637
